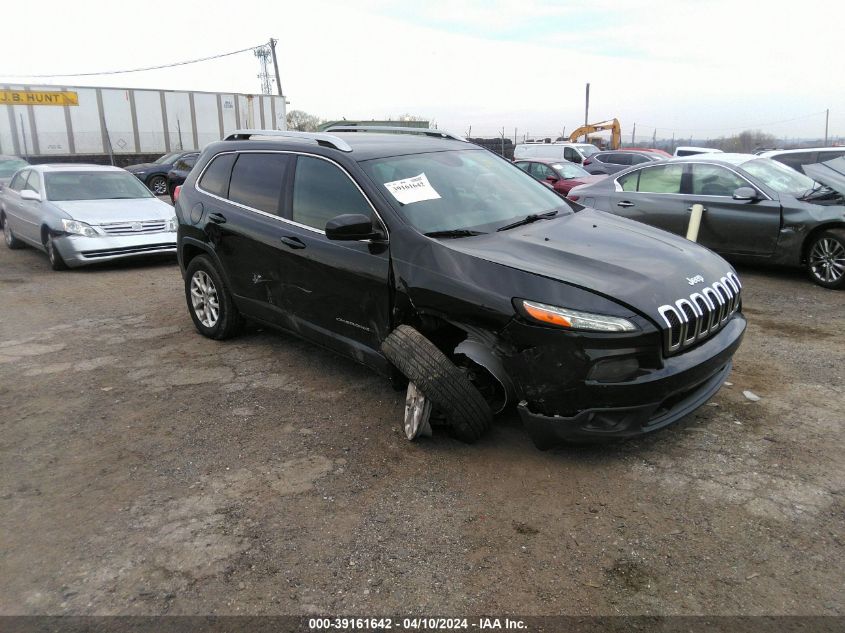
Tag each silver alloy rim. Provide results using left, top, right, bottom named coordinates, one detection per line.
left=809, top=237, right=845, bottom=283
left=47, top=238, right=55, bottom=263
left=151, top=177, right=167, bottom=195
left=403, top=381, right=433, bottom=440
left=190, top=270, right=220, bottom=327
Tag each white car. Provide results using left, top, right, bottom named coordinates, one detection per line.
left=673, top=146, right=724, bottom=157
left=513, top=142, right=599, bottom=164
left=758, top=147, right=845, bottom=174
left=1, top=164, right=177, bottom=270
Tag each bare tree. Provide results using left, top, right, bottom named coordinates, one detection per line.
left=286, top=110, right=323, bottom=132
left=710, top=129, right=777, bottom=153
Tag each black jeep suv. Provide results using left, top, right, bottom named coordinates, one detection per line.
left=175, top=127, right=746, bottom=448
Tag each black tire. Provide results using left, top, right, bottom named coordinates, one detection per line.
left=2, top=213, right=24, bottom=249
left=147, top=175, right=168, bottom=196
left=806, top=229, right=845, bottom=289
left=381, top=325, right=492, bottom=443
left=184, top=255, right=243, bottom=339
left=45, top=233, right=67, bottom=270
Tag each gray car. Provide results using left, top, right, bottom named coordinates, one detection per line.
left=567, top=154, right=845, bottom=288
left=582, top=150, right=664, bottom=175
left=1, top=164, right=177, bottom=270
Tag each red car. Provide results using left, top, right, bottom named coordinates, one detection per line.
left=514, top=158, right=606, bottom=195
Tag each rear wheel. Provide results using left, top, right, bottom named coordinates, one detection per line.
left=381, top=325, right=492, bottom=443
left=45, top=234, right=67, bottom=270
left=806, top=229, right=845, bottom=289
left=2, top=214, right=24, bottom=249
left=185, top=255, right=243, bottom=339
left=148, top=175, right=168, bottom=196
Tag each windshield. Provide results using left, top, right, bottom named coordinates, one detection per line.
left=45, top=172, right=155, bottom=201
left=577, top=145, right=599, bottom=157
left=552, top=163, right=589, bottom=179
left=361, top=149, right=570, bottom=234
left=153, top=152, right=180, bottom=165
left=740, top=158, right=817, bottom=196
left=0, top=159, right=28, bottom=178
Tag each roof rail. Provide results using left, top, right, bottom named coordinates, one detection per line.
left=224, top=129, right=353, bottom=152
left=323, top=125, right=466, bottom=143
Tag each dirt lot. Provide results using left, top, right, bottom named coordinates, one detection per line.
left=0, top=239, right=843, bottom=617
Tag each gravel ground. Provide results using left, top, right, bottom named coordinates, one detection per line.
left=0, top=239, right=843, bottom=617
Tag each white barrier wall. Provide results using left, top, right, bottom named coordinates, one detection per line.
left=0, top=84, right=286, bottom=157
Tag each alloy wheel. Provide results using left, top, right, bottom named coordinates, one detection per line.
left=403, top=381, right=433, bottom=440
left=149, top=176, right=168, bottom=196
left=3, top=219, right=11, bottom=246
left=190, top=270, right=220, bottom=327
left=809, top=237, right=845, bottom=284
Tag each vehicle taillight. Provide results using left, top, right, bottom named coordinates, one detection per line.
left=173, top=185, right=181, bottom=202
left=583, top=158, right=592, bottom=166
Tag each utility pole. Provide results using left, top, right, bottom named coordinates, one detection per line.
left=514, top=127, right=517, bottom=145
left=19, top=113, right=28, bottom=160
left=824, top=108, right=829, bottom=145
left=631, top=123, right=636, bottom=145
left=269, top=38, right=285, bottom=98
left=652, top=128, right=657, bottom=149
left=584, top=83, right=590, bottom=142
left=671, top=132, right=675, bottom=152
left=500, top=127, right=506, bottom=157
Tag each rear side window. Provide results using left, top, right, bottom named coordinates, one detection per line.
left=619, top=164, right=684, bottom=193
left=629, top=154, right=651, bottom=164
left=292, top=156, right=371, bottom=231
left=606, top=153, right=632, bottom=165
left=515, top=161, right=530, bottom=173
left=198, top=153, right=237, bottom=198
left=9, top=170, right=28, bottom=191
left=774, top=152, right=816, bottom=172
left=228, top=153, right=291, bottom=215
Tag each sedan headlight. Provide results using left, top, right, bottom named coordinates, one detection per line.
left=61, top=219, right=101, bottom=237
left=520, top=299, right=638, bottom=332
left=166, top=215, right=178, bottom=232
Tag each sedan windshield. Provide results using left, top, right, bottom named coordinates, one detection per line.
left=153, top=152, right=180, bottom=165
left=45, top=172, right=155, bottom=201
left=361, top=149, right=570, bottom=234
left=552, top=163, right=590, bottom=179
left=577, top=145, right=599, bottom=157
left=740, top=158, right=817, bottom=196
left=0, top=159, right=28, bottom=178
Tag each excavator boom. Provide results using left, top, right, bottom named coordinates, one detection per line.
left=568, top=118, right=621, bottom=149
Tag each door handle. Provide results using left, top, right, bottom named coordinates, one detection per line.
left=617, top=201, right=634, bottom=208
left=208, top=212, right=227, bottom=224
left=280, top=235, right=306, bottom=249
left=686, top=206, right=707, bottom=212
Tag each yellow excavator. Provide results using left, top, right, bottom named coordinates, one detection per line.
left=568, top=118, right=621, bottom=150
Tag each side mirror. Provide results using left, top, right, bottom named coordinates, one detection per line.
left=20, top=189, right=40, bottom=201
left=325, top=213, right=381, bottom=241
left=732, top=186, right=759, bottom=202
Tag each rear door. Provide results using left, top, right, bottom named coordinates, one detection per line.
left=686, top=163, right=781, bottom=256
left=278, top=154, right=391, bottom=358
left=609, top=163, right=689, bottom=235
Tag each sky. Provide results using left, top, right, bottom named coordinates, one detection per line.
left=1, top=0, right=842, bottom=143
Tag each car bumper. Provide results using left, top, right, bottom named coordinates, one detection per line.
left=516, top=316, right=745, bottom=447
left=54, top=233, right=177, bottom=267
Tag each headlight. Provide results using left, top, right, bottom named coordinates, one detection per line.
left=166, top=215, right=178, bottom=232
left=520, top=299, right=638, bottom=332
left=61, top=219, right=100, bottom=237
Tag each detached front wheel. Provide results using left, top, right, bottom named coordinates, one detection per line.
left=382, top=325, right=492, bottom=443
left=806, top=229, right=845, bottom=289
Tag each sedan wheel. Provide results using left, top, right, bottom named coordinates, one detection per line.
left=3, top=216, right=24, bottom=249
left=807, top=230, right=845, bottom=289
left=148, top=175, right=168, bottom=196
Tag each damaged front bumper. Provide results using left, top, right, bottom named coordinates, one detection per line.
left=515, top=316, right=745, bottom=447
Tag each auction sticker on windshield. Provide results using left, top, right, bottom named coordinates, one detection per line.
left=383, top=173, right=442, bottom=205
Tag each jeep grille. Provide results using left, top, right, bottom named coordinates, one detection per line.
left=657, top=272, right=741, bottom=355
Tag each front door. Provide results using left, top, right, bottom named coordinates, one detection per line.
left=278, top=154, right=391, bottom=360
left=686, top=163, right=781, bottom=256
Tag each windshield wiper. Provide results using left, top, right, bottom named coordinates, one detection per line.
left=496, top=209, right=559, bottom=232
left=800, top=184, right=837, bottom=201
left=424, top=229, right=487, bottom=239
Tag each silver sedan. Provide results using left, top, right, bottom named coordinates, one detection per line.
left=0, top=164, right=176, bottom=270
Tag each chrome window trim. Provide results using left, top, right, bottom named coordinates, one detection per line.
left=613, top=161, right=773, bottom=200
left=194, top=149, right=389, bottom=240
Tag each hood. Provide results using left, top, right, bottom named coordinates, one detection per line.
left=445, top=208, right=737, bottom=321
left=50, top=198, right=174, bottom=224
left=802, top=157, right=845, bottom=197
left=124, top=162, right=156, bottom=172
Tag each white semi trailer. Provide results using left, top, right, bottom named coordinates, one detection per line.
left=0, top=84, right=286, bottom=161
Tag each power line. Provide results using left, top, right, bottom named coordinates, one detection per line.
left=0, top=43, right=265, bottom=78
left=639, top=111, right=828, bottom=134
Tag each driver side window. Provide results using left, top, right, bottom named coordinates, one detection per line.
left=691, top=164, right=747, bottom=196
left=292, top=156, right=372, bottom=231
